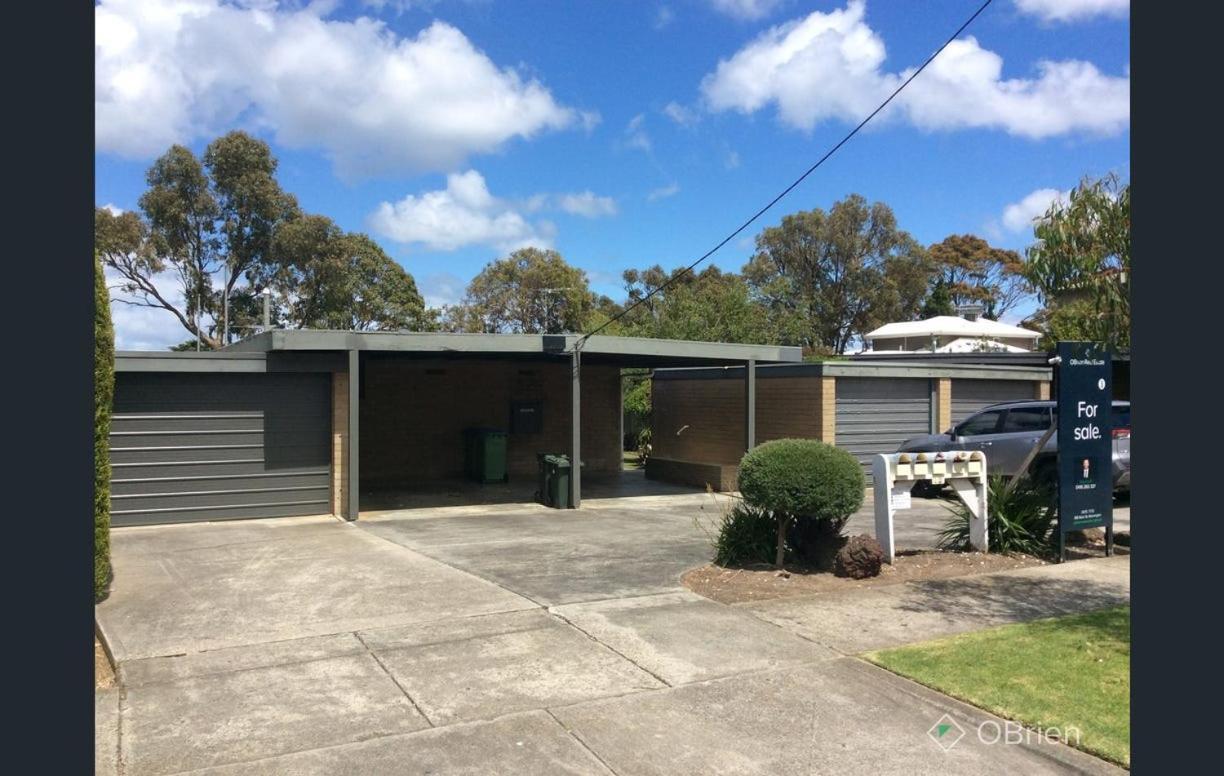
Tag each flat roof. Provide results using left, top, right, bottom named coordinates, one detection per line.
left=654, top=360, right=1052, bottom=382
left=117, top=330, right=803, bottom=371
left=222, top=329, right=803, bottom=367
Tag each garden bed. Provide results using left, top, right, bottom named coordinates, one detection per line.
left=682, top=549, right=1046, bottom=605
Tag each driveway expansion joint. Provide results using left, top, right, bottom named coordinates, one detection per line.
left=546, top=607, right=674, bottom=689
left=544, top=708, right=622, bottom=776
left=354, top=631, right=436, bottom=728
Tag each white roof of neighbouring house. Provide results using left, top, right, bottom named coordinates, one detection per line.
left=933, top=337, right=1032, bottom=353
left=865, top=315, right=1041, bottom=342
left=862, top=338, right=1033, bottom=355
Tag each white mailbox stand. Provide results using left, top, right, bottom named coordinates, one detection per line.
left=872, top=451, right=988, bottom=563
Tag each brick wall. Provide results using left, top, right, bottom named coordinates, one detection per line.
left=358, top=358, right=620, bottom=486
left=936, top=377, right=952, bottom=432
left=331, top=371, right=348, bottom=515
left=652, top=373, right=832, bottom=466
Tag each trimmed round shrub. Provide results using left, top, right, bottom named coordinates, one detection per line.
left=738, top=439, right=865, bottom=568
left=738, top=439, right=865, bottom=520
left=834, top=534, right=884, bottom=579
left=713, top=501, right=777, bottom=568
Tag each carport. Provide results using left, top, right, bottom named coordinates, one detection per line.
left=112, top=331, right=800, bottom=525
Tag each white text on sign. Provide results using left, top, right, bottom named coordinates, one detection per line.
left=1073, top=401, right=1102, bottom=441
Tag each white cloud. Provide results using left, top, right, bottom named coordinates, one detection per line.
left=100, top=203, right=125, bottom=216
left=700, top=1, right=1130, bottom=140
left=709, top=0, right=783, bottom=21
left=368, top=170, right=553, bottom=252
left=647, top=182, right=680, bottom=202
left=555, top=191, right=618, bottom=218
left=624, top=113, right=652, bottom=151
left=418, top=271, right=465, bottom=309
left=1001, top=188, right=1069, bottom=233
left=662, top=101, right=699, bottom=126
left=1015, top=0, right=1129, bottom=24
left=95, top=0, right=581, bottom=178
left=654, top=5, right=675, bottom=30
left=104, top=265, right=193, bottom=350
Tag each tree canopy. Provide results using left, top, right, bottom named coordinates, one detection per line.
left=927, top=234, right=1028, bottom=319
left=443, top=248, right=603, bottom=334
left=743, top=194, right=930, bottom=354
left=1022, top=175, right=1130, bottom=351
left=96, top=131, right=428, bottom=349
left=619, top=264, right=802, bottom=345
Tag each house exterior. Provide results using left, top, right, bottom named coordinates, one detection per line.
left=109, top=331, right=800, bottom=526
left=862, top=315, right=1042, bottom=354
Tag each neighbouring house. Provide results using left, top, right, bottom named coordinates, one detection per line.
left=647, top=360, right=1052, bottom=489
left=861, top=315, right=1042, bottom=354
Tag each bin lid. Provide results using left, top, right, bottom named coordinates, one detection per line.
left=543, top=454, right=571, bottom=468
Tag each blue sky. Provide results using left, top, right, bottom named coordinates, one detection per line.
left=95, top=0, right=1130, bottom=349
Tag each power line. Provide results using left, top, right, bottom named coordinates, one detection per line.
left=577, top=0, right=995, bottom=346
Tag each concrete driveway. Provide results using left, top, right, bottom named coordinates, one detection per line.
left=97, top=495, right=1128, bottom=775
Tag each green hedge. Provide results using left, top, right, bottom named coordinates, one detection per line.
left=738, top=438, right=864, bottom=520
left=95, top=255, right=114, bottom=602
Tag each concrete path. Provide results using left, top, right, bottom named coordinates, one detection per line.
left=97, top=504, right=1130, bottom=775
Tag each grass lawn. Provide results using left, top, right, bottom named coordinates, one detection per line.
left=865, top=606, right=1130, bottom=767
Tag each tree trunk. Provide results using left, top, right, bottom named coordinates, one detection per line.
left=775, top=515, right=789, bottom=569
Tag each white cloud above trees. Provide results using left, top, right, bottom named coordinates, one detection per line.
left=95, top=0, right=585, bottom=178
left=1014, top=0, right=1129, bottom=24
left=700, top=1, right=1129, bottom=139
left=367, top=171, right=615, bottom=252
left=1001, top=188, right=1069, bottom=233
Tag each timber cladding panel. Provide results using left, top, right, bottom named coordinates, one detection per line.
left=651, top=374, right=830, bottom=466
left=109, top=372, right=332, bottom=526
left=359, top=358, right=620, bottom=485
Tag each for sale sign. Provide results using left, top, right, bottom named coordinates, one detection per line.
left=1056, top=342, right=1113, bottom=534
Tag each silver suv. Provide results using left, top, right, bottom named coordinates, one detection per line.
left=897, top=400, right=1131, bottom=493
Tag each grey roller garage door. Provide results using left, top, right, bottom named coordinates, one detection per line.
left=836, top=377, right=931, bottom=478
left=952, top=379, right=1037, bottom=424
left=110, top=373, right=332, bottom=526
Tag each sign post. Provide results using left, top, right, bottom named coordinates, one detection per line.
left=1055, top=341, right=1113, bottom=561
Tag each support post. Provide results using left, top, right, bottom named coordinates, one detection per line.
left=570, top=346, right=581, bottom=508
left=744, top=359, right=756, bottom=451
left=872, top=456, right=895, bottom=563
left=346, top=349, right=360, bottom=520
